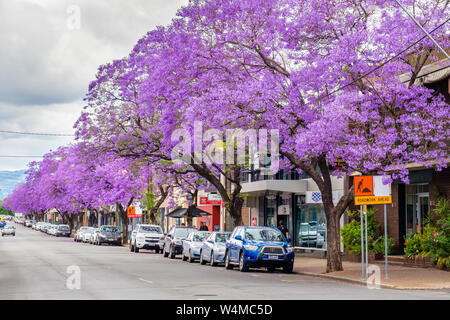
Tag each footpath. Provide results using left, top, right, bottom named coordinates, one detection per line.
left=293, top=256, right=450, bottom=290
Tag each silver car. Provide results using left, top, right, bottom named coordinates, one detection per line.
left=74, top=226, right=90, bottom=242
left=1, top=225, right=16, bottom=236
left=200, top=232, right=231, bottom=266
left=82, top=227, right=96, bottom=242
left=182, top=231, right=211, bottom=263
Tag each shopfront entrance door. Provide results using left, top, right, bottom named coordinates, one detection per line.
left=416, top=194, right=429, bottom=234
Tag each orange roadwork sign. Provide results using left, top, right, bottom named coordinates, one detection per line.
left=354, top=176, right=374, bottom=196
left=127, top=206, right=136, bottom=218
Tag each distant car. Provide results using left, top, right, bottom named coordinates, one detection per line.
left=55, top=224, right=71, bottom=237
left=89, top=228, right=100, bottom=244
left=82, top=227, right=96, bottom=242
left=130, top=224, right=164, bottom=253
left=95, top=225, right=122, bottom=246
left=163, top=226, right=197, bottom=259
left=2, top=225, right=16, bottom=236
left=48, top=225, right=59, bottom=236
left=26, top=220, right=35, bottom=227
left=200, top=232, right=231, bottom=266
left=225, top=226, right=295, bottom=273
left=41, top=223, right=52, bottom=233
left=35, top=222, right=45, bottom=231
left=74, top=227, right=90, bottom=242
left=182, top=231, right=211, bottom=263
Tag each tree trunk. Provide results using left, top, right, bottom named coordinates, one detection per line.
left=325, top=213, right=343, bottom=272
left=149, top=208, right=157, bottom=224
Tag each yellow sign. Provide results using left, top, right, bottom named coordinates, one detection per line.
left=355, top=195, right=392, bottom=205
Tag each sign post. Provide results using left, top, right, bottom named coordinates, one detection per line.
left=384, top=204, right=388, bottom=279
left=354, top=175, right=392, bottom=280
left=360, top=205, right=365, bottom=280
left=364, top=205, right=368, bottom=277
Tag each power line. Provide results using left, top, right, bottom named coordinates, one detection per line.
left=0, top=130, right=74, bottom=137
left=0, top=156, right=43, bottom=158
left=321, top=17, right=450, bottom=100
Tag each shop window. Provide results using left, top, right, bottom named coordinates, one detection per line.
left=265, top=195, right=277, bottom=228
left=295, top=204, right=326, bottom=249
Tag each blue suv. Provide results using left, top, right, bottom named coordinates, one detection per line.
left=224, top=226, right=295, bottom=273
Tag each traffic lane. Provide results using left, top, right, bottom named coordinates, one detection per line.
left=1, top=225, right=449, bottom=300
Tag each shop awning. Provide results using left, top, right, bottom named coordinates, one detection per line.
left=166, top=207, right=211, bottom=218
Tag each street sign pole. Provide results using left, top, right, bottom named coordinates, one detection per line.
left=360, top=205, right=365, bottom=280
left=384, top=204, right=389, bottom=279
left=364, top=205, right=369, bottom=277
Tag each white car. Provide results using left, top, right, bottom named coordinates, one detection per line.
left=82, top=227, right=96, bottom=242
left=130, top=224, right=164, bottom=253
left=74, top=226, right=90, bottom=242
left=2, top=225, right=16, bottom=236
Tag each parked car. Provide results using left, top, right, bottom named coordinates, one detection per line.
left=41, top=223, right=52, bottom=233
left=200, top=232, right=231, bottom=266
left=82, top=227, right=96, bottom=242
left=48, top=225, right=59, bottom=236
left=0, top=221, right=6, bottom=228
left=95, top=225, right=122, bottom=246
left=163, top=226, right=197, bottom=259
left=74, top=227, right=90, bottom=242
left=182, top=231, right=211, bottom=263
left=2, top=225, right=16, bottom=236
left=130, top=224, right=164, bottom=253
left=89, top=228, right=99, bottom=244
left=55, top=224, right=71, bottom=237
left=35, top=222, right=45, bottom=231
left=25, top=220, right=34, bottom=228
left=157, top=234, right=166, bottom=253
left=224, top=226, right=295, bottom=273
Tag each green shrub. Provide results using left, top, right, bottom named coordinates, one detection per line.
left=341, top=208, right=393, bottom=255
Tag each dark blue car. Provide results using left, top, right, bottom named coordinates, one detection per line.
left=224, top=226, right=295, bottom=273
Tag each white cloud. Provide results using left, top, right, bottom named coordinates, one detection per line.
left=0, top=0, right=188, bottom=170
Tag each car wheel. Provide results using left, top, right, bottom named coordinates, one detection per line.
left=225, top=251, right=233, bottom=270
left=267, top=267, right=275, bottom=273
left=239, top=252, right=248, bottom=272
left=163, top=245, right=169, bottom=257
left=182, top=249, right=188, bottom=261
left=210, top=251, right=217, bottom=267
left=130, top=242, right=134, bottom=252
left=188, top=250, right=194, bottom=263
left=154, top=248, right=160, bottom=254
left=134, top=243, right=139, bottom=253
left=283, top=265, right=293, bottom=274
left=169, top=245, right=175, bottom=259
left=200, top=251, right=206, bottom=265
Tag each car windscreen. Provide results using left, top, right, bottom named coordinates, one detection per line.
left=193, top=232, right=210, bottom=242
left=245, top=228, right=285, bottom=242
left=84, top=229, right=94, bottom=233
left=139, top=226, right=162, bottom=234
left=58, top=225, right=70, bottom=231
left=101, top=227, right=118, bottom=233
left=174, top=228, right=195, bottom=238
left=215, top=233, right=230, bottom=243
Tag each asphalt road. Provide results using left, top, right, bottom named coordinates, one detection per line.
left=1, top=223, right=449, bottom=300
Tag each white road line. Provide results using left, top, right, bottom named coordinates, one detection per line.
left=138, top=278, right=153, bottom=284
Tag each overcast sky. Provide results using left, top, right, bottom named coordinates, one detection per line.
left=0, top=0, right=188, bottom=171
